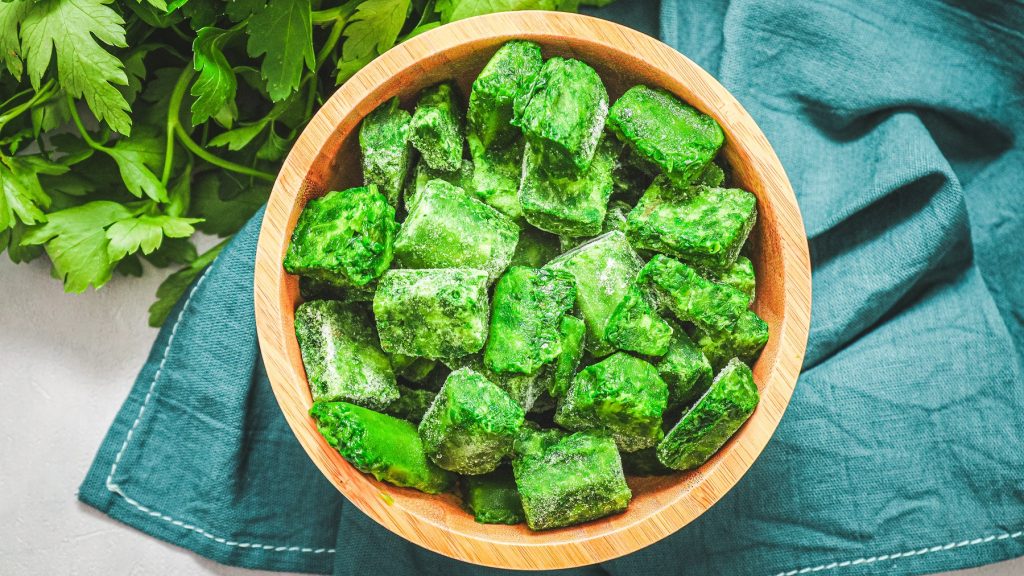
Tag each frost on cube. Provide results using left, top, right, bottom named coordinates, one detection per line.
left=625, top=178, right=757, bottom=274
left=716, top=255, right=756, bottom=301
left=462, top=465, right=526, bottom=525
left=657, top=327, right=714, bottom=408
left=513, top=57, right=609, bottom=177
left=394, top=179, right=518, bottom=281
left=519, top=138, right=616, bottom=237
left=545, top=230, right=644, bottom=356
left=657, top=358, right=760, bottom=471
left=643, top=254, right=749, bottom=332
left=512, top=428, right=631, bottom=530
left=373, top=268, right=490, bottom=359
left=359, top=97, right=411, bottom=206
left=444, top=355, right=545, bottom=413
left=418, top=368, right=525, bottom=475
left=404, top=157, right=474, bottom=214
left=283, top=186, right=396, bottom=288
left=469, top=137, right=525, bottom=222
left=540, top=315, right=586, bottom=398
left=605, top=280, right=674, bottom=357
left=484, top=266, right=577, bottom=376
left=467, top=40, right=543, bottom=151
left=383, top=385, right=437, bottom=424
left=310, top=401, right=454, bottom=493
left=694, top=309, right=770, bottom=370
left=409, top=82, right=465, bottom=172
left=294, top=300, right=399, bottom=410
left=607, top=85, right=724, bottom=188
left=554, top=352, right=668, bottom=452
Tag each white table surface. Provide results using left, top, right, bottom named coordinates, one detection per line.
left=2, top=256, right=1022, bottom=576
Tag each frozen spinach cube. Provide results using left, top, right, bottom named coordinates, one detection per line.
left=467, top=40, right=543, bottom=151
left=607, top=85, right=724, bottom=188
left=284, top=186, right=396, bottom=288
left=444, top=355, right=545, bottom=413
left=657, top=328, right=714, bottom=408
left=462, top=466, right=526, bottom=525
left=373, top=268, right=490, bottom=359
left=643, top=254, right=749, bottom=332
left=512, top=430, right=631, bottom=530
left=359, top=97, right=411, bottom=206
left=395, top=179, right=518, bottom=281
left=510, top=227, right=561, bottom=268
left=694, top=309, right=770, bottom=370
left=295, top=300, right=399, bottom=410
left=311, top=401, right=454, bottom=493
left=657, top=358, right=759, bottom=470
left=540, top=315, right=586, bottom=398
left=621, top=446, right=673, bottom=477
left=716, top=255, right=755, bottom=301
left=625, top=180, right=757, bottom=274
left=555, top=352, right=668, bottom=452
left=545, top=231, right=644, bottom=356
left=409, top=82, right=465, bottom=172
left=519, top=137, right=616, bottom=237
left=605, top=281, right=674, bottom=357
left=404, top=157, right=474, bottom=214
left=418, top=368, right=525, bottom=474
left=468, top=137, right=524, bottom=222
left=513, top=57, right=609, bottom=177
left=484, top=267, right=577, bottom=375
left=559, top=199, right=632, bottom=252
left=384, top=385, right=437, bottom=424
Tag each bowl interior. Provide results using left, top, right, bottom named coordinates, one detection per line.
left=256, top=12, right=809, bottom=570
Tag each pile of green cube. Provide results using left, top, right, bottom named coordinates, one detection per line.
left=284, top=41, right=769, bottom=531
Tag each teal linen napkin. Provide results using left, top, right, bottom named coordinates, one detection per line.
left=80, top=1, right=1024, bottom=575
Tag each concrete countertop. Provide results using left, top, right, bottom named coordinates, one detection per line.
left=1, top=256, right=1021, bottom=576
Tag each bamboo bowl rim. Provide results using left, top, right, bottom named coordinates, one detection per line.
left=255, top=11, right=811, bottom=570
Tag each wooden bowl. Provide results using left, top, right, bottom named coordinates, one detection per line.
left=254, top=11, right=811, bottom=570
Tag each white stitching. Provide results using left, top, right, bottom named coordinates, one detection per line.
left=771, top=530, right=1023, bottom=576
left=105, top=263, right=336, bottom=556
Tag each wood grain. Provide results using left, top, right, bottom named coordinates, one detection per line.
left=254, top=11, right=811, bottom=570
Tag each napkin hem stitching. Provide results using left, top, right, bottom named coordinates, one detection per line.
left=770, top=530, right=1023, bottom=576
left=102, top=261, right=337, bottom=556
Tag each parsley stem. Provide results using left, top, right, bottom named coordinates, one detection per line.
left=0, top=79, right=57, bottom=135
left=65, top=92, right=107, bottom=151
left=312, top=0, right=359, bottom=25
left=162, top=67, right=194, bottom=185
left=173, top=123, right=276, bottom=182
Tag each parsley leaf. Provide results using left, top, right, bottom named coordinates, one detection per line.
left=20, top=0, right=133, bottom=135
left=342, top=0, right=411, bottom=62
left=105, top=132, right=168, bottom=202
left=105, top=213, right=201, bottom=260
left=0, top=0, right=30, bottom=80
left=0, top=154, right=66, bottom=230
left=245, top=0, right=314, bottom=101
left=191, top=27, right=239, bottom=126
left=437, top=0, right=560, bottom=22
left=21, top=200, right=133, bottom=292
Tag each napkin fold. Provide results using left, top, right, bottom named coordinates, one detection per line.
left=81, top=1, right=1024, bottom=575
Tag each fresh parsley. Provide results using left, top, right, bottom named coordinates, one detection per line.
left=0, top=0, right=607, bottom=326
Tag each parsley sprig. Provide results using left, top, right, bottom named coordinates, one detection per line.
left=0, top=0, right=596, bottom=326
